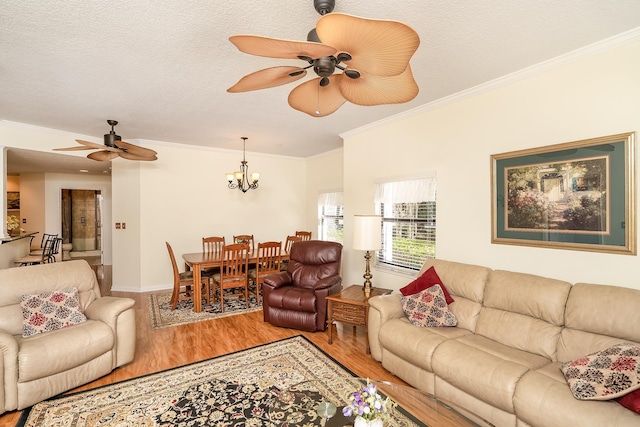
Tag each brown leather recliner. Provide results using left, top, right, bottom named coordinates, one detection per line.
left=263, top=240, right=342, bottom=332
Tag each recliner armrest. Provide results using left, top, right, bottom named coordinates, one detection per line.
left=84, top=296, right=135, bottom=332
left=313, top=275, right=341, bottom=291
left=263, top=271, right=292, bottom=289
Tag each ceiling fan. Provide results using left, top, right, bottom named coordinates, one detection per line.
left=54, top=120, right=158, bottom=161
left=227, top=0, right=420, bottom=117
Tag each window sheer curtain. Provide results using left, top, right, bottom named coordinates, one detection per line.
left=375, top=176, right=437, bottom=272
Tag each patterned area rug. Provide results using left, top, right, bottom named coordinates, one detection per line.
left=17, top=336, right=424, bottom=427
left=149, top=290, right=263, bottom=328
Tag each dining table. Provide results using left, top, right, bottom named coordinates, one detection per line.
left=182, top=248, right=289, bottom=312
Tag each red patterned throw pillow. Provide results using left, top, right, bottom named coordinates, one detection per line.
left=560, top=342, right=640, bottom=400
left=20, top=288, right=87, bottom=337
left=400, top=284, right=457, bottom=328
left=399, top=266, right=454, bottom=304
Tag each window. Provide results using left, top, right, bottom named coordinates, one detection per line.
left=318, top=192, right=344, bottom=243
left=375, top=177, right=437, bottom=272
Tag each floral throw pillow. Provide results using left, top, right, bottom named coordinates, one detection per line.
left=21, top=288, right=87, bottom=337
left=560, top=342, right=640, bottom=400
left=400, top=284, right=457, bottom=328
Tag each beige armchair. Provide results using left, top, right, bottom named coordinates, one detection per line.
left=0, top=260, right=136, bottom=414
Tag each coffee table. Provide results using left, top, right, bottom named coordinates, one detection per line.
left=269, top=378, right=492, bottom=426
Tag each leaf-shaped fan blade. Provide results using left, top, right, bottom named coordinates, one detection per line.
left=229, top=35, right=336, bottom=60
left=288, top=76, right=347, bottom=117
left=87, top=150, right=120, bottom=161
left=338, top=65, right=419, bottom=106
left=228, top=66, right=307, bottom=93
left=54, top=140, right=119, bottom=152
left=118, top=151, right=158, bottom=161
left=316, top=13, right=419, bottom=77
left=115, top=140, right=158, bottom=160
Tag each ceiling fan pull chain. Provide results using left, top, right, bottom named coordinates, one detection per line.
left=316, top=83, right=321, bottom=116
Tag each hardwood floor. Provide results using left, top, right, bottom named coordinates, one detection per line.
left=0, top=265, right=473, bottom=426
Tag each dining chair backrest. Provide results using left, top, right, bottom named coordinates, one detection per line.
left=256, top=241, right=282, bottom=275
left=233, top=234, right=255, bottom=251
left=220, top=243, right=249, bottom=284
left=295, top=231, right=312, bottom=241
left=203, top=236, right=225, bottom=253
left=285, top=235, right=303, bottom=252
left=165, top=242, right=182, bottom=284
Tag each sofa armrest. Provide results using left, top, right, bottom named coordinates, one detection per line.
left=0, top=330, right=19, bottom=413
left=367, top=294, right=405, bottom=361
left=84, top=296, right=136, bottom=368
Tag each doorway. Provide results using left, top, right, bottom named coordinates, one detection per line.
left=61, top=189, right=103, bottom=265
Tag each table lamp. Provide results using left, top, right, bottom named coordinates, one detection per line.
left=353, top=214, right=382, bottom=296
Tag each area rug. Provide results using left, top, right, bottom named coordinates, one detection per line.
left=18, top=336, right=424, bottom=427
left=149, top=290, right=263, bottom=328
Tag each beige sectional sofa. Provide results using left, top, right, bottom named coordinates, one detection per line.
left=368, top=258, right=640, bottom=427
left=0, top=260, right=136, bottom=414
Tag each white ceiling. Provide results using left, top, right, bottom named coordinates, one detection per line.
left=2, top=0, right=640, bottom=164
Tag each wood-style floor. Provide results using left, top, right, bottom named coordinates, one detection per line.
left=0, top=265, right=471, bottom=427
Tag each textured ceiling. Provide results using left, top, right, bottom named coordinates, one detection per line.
left=2, top=0, right=640, bottom=164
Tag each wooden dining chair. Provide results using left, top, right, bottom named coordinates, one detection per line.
left=233, top=234, right=255, bottom=251
left=202, top=236, right=225, bottom=302
left=166, top=242, right=210, bottom=310
left=248, top=241, right=282, bottom=305
left=212, top=243, right=249, bottom=312
left=295, top=231, right=312, bottom=241
left=281, top=235, right=302, bottom=271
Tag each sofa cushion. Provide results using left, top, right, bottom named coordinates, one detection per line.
left=514, top=363, right=640, bottom=427
left=617, top=389, right=640, bottom=414
left=20, top=288, right=87, bottom=337
left=379, top=317, right=471, bottom=372
left=17, top=320, right=114, bottom=382
left=432, top=334, right=551, bottom=412
left=475, top=270, right=571, bottom=360
left=560, top=342, right=640, bottom=400
left=400, top=266, right=454, bottom=304
left=400, top=285, right=457, bottom=327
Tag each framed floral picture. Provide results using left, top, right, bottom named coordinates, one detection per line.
left=491, top=132, right=636, bottom=254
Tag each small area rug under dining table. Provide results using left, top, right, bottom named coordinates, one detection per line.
left=18, top=336, right=424, bottom=427
left=149, top=290, right=262, bottom=328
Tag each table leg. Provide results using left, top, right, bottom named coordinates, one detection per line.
left=193, top=265, right=202, bottom=313
left=365, top=306, right=370, bottom=354
left=328, top=300, right=334, bottom=345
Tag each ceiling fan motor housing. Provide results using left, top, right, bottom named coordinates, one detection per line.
left=314, top=0, right=335, bottom=15
left=313, top=57, right=336, bottom=77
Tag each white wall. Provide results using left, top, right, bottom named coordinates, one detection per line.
left=338, top=39, right=640, bottom=292
left=306, top=148, right=344, bottom=238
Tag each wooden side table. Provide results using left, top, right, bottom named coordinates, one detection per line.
left=326, top=285, right=392, bottom=354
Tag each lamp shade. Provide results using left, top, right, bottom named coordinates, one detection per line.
left=353, top=215, right=382, bottom=251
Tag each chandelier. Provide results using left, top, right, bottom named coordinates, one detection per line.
left=226, top=137, right=259, bottom=193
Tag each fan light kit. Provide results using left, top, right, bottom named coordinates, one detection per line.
left=54, top=120, right=158, bottom=161
left=227, top=0, right=420, bottom=117
left=226, top=137, right=260, bottom=193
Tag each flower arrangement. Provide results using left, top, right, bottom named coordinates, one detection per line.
left=343, top=380, right=395, bottom=425
left=6, top=215, right=20, bottom=232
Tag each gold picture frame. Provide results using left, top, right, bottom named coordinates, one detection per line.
left=491, top=132, right=636, bottom=254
